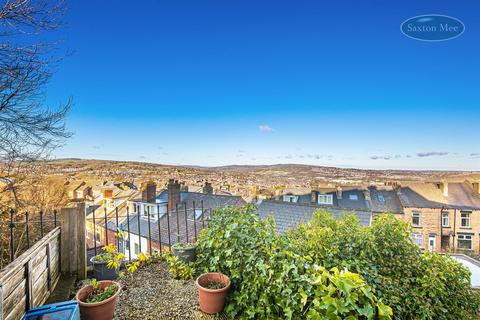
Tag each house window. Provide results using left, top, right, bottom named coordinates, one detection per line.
left=458, top=234, right=473, bottom=250
left=461, top=211, right=471, bottom=228
left=377, top=194, right=385, bottom=203
left=412, top=212, right=421, bottom=227
left=442, top=211, right=449, bottom=227
left=283, top=195, right=298, bottom=203
left=318, top=194, right=333, bottom=205
left=86, top=228, right=90, bottom=239
left=134, top=243, right=140, bottom=255
left=349, top=194, right=358, bottom=200
left=411, top=233, right=423, bottom=247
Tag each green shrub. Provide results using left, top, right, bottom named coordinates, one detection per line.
left=165, top=254, right=195, bottom=280
left=196, top=205, right=392, bottom=319
left=288, top=211, right=480, bottom=320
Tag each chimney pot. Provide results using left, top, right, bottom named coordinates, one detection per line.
left=203, top=182, right=213, bottom=194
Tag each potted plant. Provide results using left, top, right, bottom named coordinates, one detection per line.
left=196, top=272, right=231, bottom=314
left=91, top=244, right=124, bottom=280
left=173, top=242, right=196, bottom=264
left=76, top=279, right=121, bottom=320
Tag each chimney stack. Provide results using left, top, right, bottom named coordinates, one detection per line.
left=102, top=188, right=113, bottom=199
left=363, top=189, right=371, bottom=201
left=141, top=181, right=157, bottom=203
left=168, top=179, right=181, bottom=212
left=472, top=182, right=480, bottom=194
left=336, top=186, right=343, bottom=200
left=203, top=182, right=213, bottom=194
left=311, top=190, right=318, bottom=203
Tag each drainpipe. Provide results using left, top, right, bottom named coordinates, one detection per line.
left=453, top=209, right=457, bottom=252
left=440, top=206, right=444, bottom=252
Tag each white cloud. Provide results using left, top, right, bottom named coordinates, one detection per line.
left=259, top=125, right=274, bottom=132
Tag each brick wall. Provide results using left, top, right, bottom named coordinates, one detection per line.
left=400, top=208, right=480, bottom=254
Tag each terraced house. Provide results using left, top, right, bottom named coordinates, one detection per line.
left=397, top=181, right=480, bottom=254
left=258, top=181, right=480, bottom=254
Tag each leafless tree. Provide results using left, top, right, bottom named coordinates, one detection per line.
left=0, top=0, right=72, bottom=210
left=0, top=1, right=71, bottom=265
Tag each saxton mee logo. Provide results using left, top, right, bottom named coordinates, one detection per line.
left=401, top=14, right=465, bottom=41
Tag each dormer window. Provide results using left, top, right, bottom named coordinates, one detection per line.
left=283, top=195, right=298, bottom=203
left=318, top=194, right=333, bottom=205
left=349, top=194, right=358, bottom=201
left=377, top=194, right=385, bottom=203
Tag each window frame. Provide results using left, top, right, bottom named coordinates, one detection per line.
left=460, top=211, right=471, bottom=228
left=457, top=234, right=473, bottom=250
left=411, top=233, right=423, bottom=248
left=349, top=194, right=358, bottom=201
left=442, top=211, right=449, bottom=227
left=318, top=194, right=333, bottom=205
left=412, top=211, right=421, bottom=227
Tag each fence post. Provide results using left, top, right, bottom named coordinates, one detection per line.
left=60, top=203, right=86, bottom=280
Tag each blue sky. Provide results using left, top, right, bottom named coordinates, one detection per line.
left=48, top=0, right=480, bottom=170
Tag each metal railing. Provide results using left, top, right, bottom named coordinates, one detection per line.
left=85, top=201, right=212, bottom=261
left=1, top=209, right=58, bottom=268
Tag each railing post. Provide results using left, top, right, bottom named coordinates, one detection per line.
left=39, top=210, right=44, bottom=238
left=184, top=204, right=189, bottom=243
left=104, top=207, right=108, bottom=246
left=92, top=207, right=97, bottom=257
left=60, top=203, right=86, bottom=280
left=176, top=204, right=180, bottom=244
left=193, top=201, right=197, bottom=241
left=157, top=205, right=162, bottom=253
left=137, top=205, right=142, bottom=254
left=9, top=209, right=14, bottom=262
left=25, top=212, right=30, bottom=249
left=126, top=206, right=131, bottom=261
left=115, top=207, right=119, bottom=251
left=147, top=206, right=152, bottom=255
left=166, top=206, right=172, bottom=250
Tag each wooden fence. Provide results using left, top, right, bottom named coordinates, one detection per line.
left=0, top=227, right=61, bottom=320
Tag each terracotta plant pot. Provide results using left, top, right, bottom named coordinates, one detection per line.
left=76, top=280, right=121, bottom=320
left=196, top=272, right=231, bottom=314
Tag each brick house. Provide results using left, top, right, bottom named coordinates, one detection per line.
left=266, top=182, right=480, bottom=254
left=396, top=181, right=480, bottom=253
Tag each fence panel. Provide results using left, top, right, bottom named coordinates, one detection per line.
left=0, top=227, right=61, bottom=320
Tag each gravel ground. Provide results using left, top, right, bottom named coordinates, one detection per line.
left=114, top=260, right=199, bottom=320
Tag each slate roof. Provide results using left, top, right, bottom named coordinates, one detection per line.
left=294, top=188, right=370, bottom=211
left=116, top=209, right=208, bottom=247
left=257, top=200, right=371, bottom=233
left=109, top=191, right=245, bottom=246
left=398, top=182, right=480, bottom=210
left=368, top=187, right=404, bottom=214
left=156, top=190, right=246, bottom=209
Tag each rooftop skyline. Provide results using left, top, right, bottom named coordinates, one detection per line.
left=48, top=0, right=480, bottom=170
